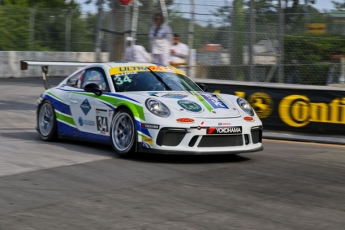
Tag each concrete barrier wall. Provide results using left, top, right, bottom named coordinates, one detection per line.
left=0, top=51, right=109, bottom=78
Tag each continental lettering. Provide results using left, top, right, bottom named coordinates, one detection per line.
left=279, top=95, right=345, bottom=127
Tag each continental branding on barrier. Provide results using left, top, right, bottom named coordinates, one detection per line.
left=279, top=95, right=345, bottom=127
left=235, top=91, right=274, bottom=119
left=247, top=92, right=274, bottom=119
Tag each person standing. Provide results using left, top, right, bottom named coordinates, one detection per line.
left=149, top=13, right=173, bottom=65
left=170, top=33, right=189, bottom=72
left=125, top=37, right=151, bottom=62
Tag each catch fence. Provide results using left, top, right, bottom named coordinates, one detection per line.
left=0, top=1, right=344, bottom=86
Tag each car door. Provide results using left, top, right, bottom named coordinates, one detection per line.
left=69, top=67, right=111, bottom=137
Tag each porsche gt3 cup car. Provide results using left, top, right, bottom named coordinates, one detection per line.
left=22, top=61, right=263, bottom=156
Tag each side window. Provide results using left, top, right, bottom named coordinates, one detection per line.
left=66, top=70, right=84, bottom=88
left=81, top=68, right=109, bottom=91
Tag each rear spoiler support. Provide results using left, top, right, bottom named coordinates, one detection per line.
left=20, top=60, right=95, bottom=89
left=41, top=65, right=50, bottom=89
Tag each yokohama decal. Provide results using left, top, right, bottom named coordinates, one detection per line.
left=207, top=126, right=242, bottom=134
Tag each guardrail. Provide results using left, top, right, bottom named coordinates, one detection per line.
left=194, top=78, right=345, bottom=135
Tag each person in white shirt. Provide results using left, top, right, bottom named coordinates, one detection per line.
left=125, top=37, right=151, bottom=63
left=170, top=33, right=189, bottom=73
left=149, top=13, right=173, bottom=65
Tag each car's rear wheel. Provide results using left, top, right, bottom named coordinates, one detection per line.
left=110, top=108, right=136, bottom=157
left=37, top=100, right=57, bottom=141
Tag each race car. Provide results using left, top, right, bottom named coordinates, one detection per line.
left=21, top=61, right=263, bottom=157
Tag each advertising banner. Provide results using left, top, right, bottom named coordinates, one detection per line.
left=198, top=81, right=345, bottom=135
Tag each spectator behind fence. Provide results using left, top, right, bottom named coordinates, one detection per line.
left=149, top=13, right=173, bottom=65
left=170, top=33, right=189, bottom=73
left=125, top=37, right=151, bottom=63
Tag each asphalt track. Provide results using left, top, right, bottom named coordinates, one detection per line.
left=0, top=78, right=344, bottom=230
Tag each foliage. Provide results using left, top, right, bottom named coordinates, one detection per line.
left=332, top=0, right=345, bottom=10
left=0, top=0, right=79, bottom=8
left=0, top=6, right=31, bottom=50
left=0, top=0, right=96, bottom=52
left=284, top=34, right=345, bottom=85
left=284, top=34, right=345, bottom=63
left=298, top=64, right=329, bottom=85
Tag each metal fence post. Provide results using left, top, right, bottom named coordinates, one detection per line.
left=159, top=0, right=169, bottom=24
left=278, top=0, right=284, bottom=83
left=95, top=0, right=104, bottom=62
left=248, top=0, right=255, bottom=82
left=131, top=0, right=139, bottom=45
left=188, top=0, right=195, bottom=77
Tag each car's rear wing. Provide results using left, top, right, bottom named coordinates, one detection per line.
left=20, top=60, right=94, bottom=89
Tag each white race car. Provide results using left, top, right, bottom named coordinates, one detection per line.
left=22, top=61, right=263, bottom=157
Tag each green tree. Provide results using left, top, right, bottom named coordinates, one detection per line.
left=0, top=0, right=79, bottom=8
left=332, top=0, right=345, bottom=10
left=0, top=6, right=31, bottom=50
left=0, top=0, right=96, bottom=51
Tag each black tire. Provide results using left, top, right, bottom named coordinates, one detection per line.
left=110, top=108, right=136, bottom=157
left=37, top=100, right=57, bottom=141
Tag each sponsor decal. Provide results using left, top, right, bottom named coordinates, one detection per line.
left=161, top=93, right=188, bottom=99
left=114, top=72, right=137, bottom=77
left=176, top=118, right=195, bottom=123
left=142, top=137, right=153, bottom=147
left=141, top=123, right=160, bottom=129
left=207, top=126, right=242, bottom=134
left=96, top=109, right=109, bottom=133
left=84, top=120, right=96, bottom=126
left=177, top=100, right=202, bottom=113
left=199, top=93, right=229, bottom=109
left=148, top=65, right=175, bottom=72
left=248, top=92, right=274, bottom=119
left=218, top=122, right=231, bottom=126
left=78, top=117, right=96, bottom=126
left=119, top=66, right=147, bottom=72
left=109, top=65, right=185, bottom=76
left=80, top=99, right=91, bottom=115
left=78, top=117, right=83, bottom=126
left=244, top=116, right=254, bottom=121
left=279, top=95, right=345, bottom=127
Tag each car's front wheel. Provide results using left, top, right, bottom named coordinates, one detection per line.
left=110, top=108, right=136, bottom=157
left=37, top=100, right=57, bottom=141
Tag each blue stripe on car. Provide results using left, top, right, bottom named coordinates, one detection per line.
left=43, top=94, right=72, bottom=115
left=57, top=121, right=110, bottom=143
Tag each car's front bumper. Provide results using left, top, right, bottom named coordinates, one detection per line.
left=137, top=144, right=263, bottom=155
left=137, top=125, right=263, bottom=155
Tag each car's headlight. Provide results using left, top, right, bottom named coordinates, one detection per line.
left=237, top=98, right=254, bottom=116
left=145, top=98, right=170, bottom=117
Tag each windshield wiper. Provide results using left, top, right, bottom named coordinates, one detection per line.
left=147, top=67, right=172, bottom=90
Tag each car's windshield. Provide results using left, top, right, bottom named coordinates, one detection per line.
left=112, top=71, right=201, bottom=92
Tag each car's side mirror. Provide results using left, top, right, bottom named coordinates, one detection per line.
left=84, top=83, right=102, bottom=96
left=197, top=83, right=208, bottom=92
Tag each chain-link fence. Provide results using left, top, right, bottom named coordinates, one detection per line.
left=1, top=1, right=345, bottom=86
